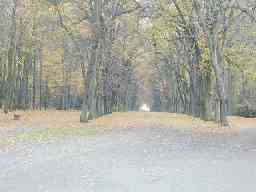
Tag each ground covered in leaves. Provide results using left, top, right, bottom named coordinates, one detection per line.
left=0, top=111, right=256, bottom=192
left=0, top=110, right=256, bottom=148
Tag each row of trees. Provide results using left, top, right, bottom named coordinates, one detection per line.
left=0, top=0, right=143, bottom=122
left=149, top=0, right=256, bottom=125
left=1, top=0, right=256, bottom=125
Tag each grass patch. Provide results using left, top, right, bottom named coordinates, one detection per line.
left=16, top=127, right=97, bottom=142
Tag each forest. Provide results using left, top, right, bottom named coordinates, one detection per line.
left=2, top=1, right=256, bottom=191
left=0, top=0, right=256, bottom=125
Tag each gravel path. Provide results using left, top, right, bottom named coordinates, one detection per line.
left=1, top=123, right=256, bottom=192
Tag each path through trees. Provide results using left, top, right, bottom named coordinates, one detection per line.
left=1, top=0, right=256, bottom=125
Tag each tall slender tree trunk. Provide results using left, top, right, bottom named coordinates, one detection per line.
left=39, top=48, right=43, bottom=110
left=208, top=30, right=228, bottom=126
left=4, top=3, right=17, bottom=113
left=32, top=53, right=37, bottom=110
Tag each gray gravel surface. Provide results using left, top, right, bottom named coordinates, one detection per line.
left=0, top=126, right=256, bottom=192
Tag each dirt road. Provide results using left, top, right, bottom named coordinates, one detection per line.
left=0, top=112, right=256, bottom=192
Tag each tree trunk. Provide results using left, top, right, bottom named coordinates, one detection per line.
left=80, top=39, right=99, bottom=122
left=4, top=4, right=17, bottom=113
left=80, top=0, right=105, bottom=122
left=208, top=30, right=228, bottom=126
